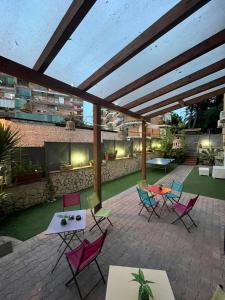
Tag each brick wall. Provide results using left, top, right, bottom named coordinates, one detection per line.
left=0, top=119, right=120, bottom=147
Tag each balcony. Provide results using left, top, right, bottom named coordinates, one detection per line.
left=15, top=111, right=65, bottom=123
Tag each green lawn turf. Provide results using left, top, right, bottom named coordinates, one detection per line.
left=183, top=166, right=225, bottom=201
left=0, top=165, right=175, bottom=241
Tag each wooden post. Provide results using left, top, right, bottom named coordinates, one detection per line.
left=93, top=103, right=102, bottom=211
left=141, top=120, right=147, bottom=180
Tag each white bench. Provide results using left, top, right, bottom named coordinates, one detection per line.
left=199, top=167, right=210, bottom=176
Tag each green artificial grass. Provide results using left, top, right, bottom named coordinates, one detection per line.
left=183, top=167, right=225, bottom=201
left=0, top=166, right=173, bottom=241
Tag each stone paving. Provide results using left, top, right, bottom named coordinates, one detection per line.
left=0, top=165, right=224, bottom=300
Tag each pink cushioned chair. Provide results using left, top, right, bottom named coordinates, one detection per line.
left=171, top=195, right=199, bottom=233
left=65, top=230, right=107, bottom=299
left=63, top=193, right=81, bottom=210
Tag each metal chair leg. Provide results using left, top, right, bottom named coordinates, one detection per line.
left=95, top=259, right=105, bottom=284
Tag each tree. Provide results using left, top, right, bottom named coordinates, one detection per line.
left=166, top=112, right=186, bottom=133
left=185, top=95, right=223, bottom=132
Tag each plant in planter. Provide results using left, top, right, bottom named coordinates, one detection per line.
left=131, top=268, right=154, bottom=300
left=89, top=160, right=94, bottom=167
left=199, top=148, right=219, bottom=165
left=0, top=123, right=20, bottom=220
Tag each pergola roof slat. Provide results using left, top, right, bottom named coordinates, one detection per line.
left=106, top=29, right=225, bottom=102
left=0, top=56, right=144, bottom=121
left=33, top=0, right=97, bottom=73
left=123, top=58, right=225, bottom=110
left=147, top=86, right=225, bottom=118
left=78, top=0, right=211, bottom=91
left=136, top=75, right=225, bottom=115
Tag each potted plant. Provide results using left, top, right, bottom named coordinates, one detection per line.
left=131, top=268, right=154, bottom=300
left=199, top=148, right=219, bottom=165
left=64, top=113, right=76, bottom=130
left=0, top=123, right=20, bottom=219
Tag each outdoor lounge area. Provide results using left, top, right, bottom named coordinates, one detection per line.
left=0, top=166, right=225, bottom=300
left=1, top=0, right=225, bottom=300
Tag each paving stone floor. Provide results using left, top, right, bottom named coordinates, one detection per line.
left=0, top=165, right=224, bottom=300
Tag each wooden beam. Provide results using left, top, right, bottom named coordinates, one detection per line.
left=93, top=103, right=102, bottom=211
left=33, top=0, right=97, bottom=73
left=124, top=58, right=225, bottom=110
left=78, top=0, right=210, bottom=91
left=0, top=56, right=145, bottom=120
left=137, top=75, right=225, bottom=115
left=106, top=29, right=225, bottom=102
left=146, top=86, right=225, bottom=118
left=141, top=121, right=147, bottom=180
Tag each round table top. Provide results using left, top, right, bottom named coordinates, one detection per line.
left=145, top=184, right=171, bottom=195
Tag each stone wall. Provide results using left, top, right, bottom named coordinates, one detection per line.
left=49, top=153, right=154, bottom=196
left=3, top=180, right=48, bottom=214
left=1, top=153, right=156, bottom=214
left=0, top=119, right=120, bottom=147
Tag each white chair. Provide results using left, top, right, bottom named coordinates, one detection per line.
left=212, top=152, right=225, bottom=179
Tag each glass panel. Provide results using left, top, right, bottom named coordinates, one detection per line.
left=88, top=0, right=225, bottom=98
left=46, top=0, right=179, bottom=85
left=0, top=0, right=72, bottom=67
left=132, top=68, right=225, bottom=111
left=145, top=83, right=225, bottom=116
left=117, top=45, right=225, bottom=107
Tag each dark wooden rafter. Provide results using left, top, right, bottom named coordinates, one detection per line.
left=78, top=0, right=211, bottom=91
left=33, top=0, right=97, bottom=73
left=146, top=86, right=225, bottom=118
left=0, top=56, right=145, bottom=121
left=93, top=103, right=102, bottom=210
left=106, top=29, right=225, bottom=102
left=141, top=121, right=147, bottom=180
left=136, top=75, right=225, bottom=115
left=124, top=58, right=225, bottom=110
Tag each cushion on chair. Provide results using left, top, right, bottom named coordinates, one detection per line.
left=165, top=192, right=179, bottom=199
left=172, top=203, right=187, bottom=213
left=95, top=208, right=111, bottom=218
left=66, top=239, right=90, bottom=269
left=143, top=198, right=158, bottom=207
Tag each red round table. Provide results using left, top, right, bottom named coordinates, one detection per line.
left=145, top=184, right=171, bottom=195
left=144, top=185, right=172, bottom=215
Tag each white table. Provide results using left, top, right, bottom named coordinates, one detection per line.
left=105, top=266, right=175, bottom=300
left=46, top=210, right=86, bottom=272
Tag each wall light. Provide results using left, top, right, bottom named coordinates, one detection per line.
left=71, top=152, right=86, bottom=167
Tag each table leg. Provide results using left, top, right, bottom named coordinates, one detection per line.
left=51, top=232, right=77, bottom=273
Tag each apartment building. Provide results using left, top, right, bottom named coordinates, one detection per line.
left=0, top=72, right=83, bottom=123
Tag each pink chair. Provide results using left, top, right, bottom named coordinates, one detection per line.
left=171, top=195, right=199, bottom=233
left=65, top=230, right=107, bottom=299
left=63, top=193, right=81, bottom=210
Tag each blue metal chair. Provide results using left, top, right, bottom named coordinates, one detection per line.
left=165, top=180, right=183, bottom=203
left=137, top=188, right=160, bottom=222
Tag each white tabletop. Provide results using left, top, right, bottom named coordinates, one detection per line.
left=105, top=266, right=175, bottom=300
left=45, top=210, right=86, bottom=234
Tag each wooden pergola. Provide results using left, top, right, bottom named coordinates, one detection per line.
left=0, top=0, right=224, bottom=207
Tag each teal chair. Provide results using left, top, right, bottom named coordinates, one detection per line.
left=165, top=180, right=183, bottom=203
left=87, top=193, right=113, bottom=233
left=137, top=187, right=160, bottom=222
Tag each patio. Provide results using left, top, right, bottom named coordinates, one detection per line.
left=0, top=166, right=224, bottom=300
